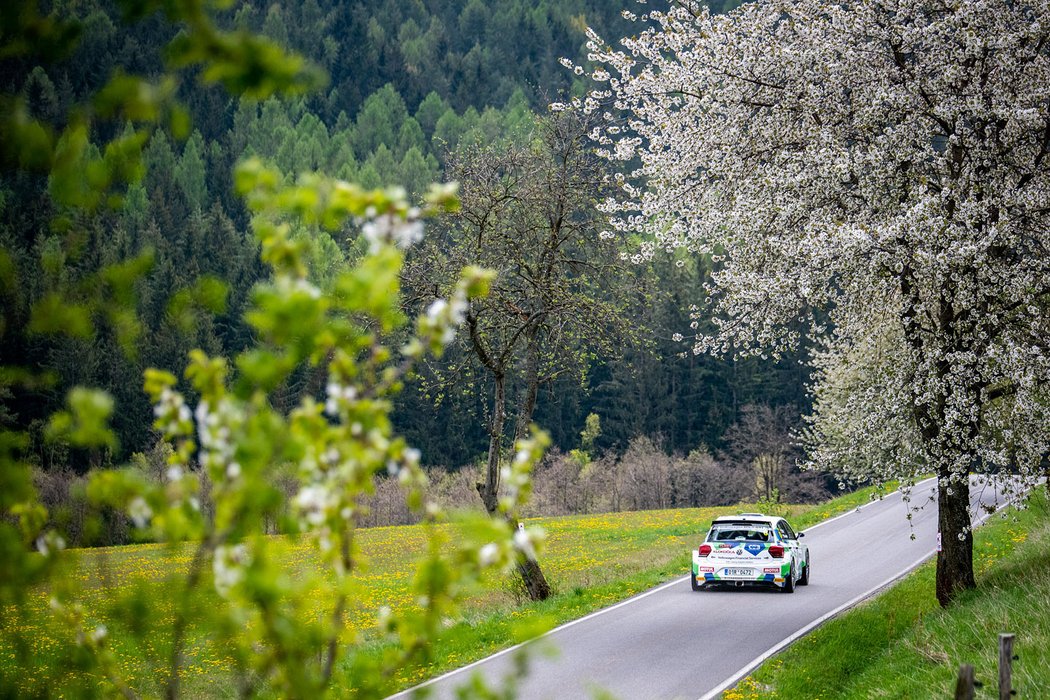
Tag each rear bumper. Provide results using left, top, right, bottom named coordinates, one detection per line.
left=695, top=572, right=785, bottom=588
left=692, top=559, right=791, bottom=588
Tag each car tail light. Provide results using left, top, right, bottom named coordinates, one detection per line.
left=768, top=545, right=785, bottom=558
left=698, top=544, right=712, bottom=557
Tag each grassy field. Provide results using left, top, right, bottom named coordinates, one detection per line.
left=728, top=488, right=1050, bottom=700
left=0, top=484, right=896, bottom=697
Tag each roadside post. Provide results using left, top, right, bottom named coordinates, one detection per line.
left=955, top=664, right=975, bottom=700
left=999, top=633, right=1016, bottom=699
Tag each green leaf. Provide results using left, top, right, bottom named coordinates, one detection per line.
left=143, top=368, right=177, bottom=401
left=108, top=307, right=141, bottom=358
left=0, top=248, right=16, bottom=295
left=101, top=250, right=155, bottom=307
left=46, top=387, right=117, bottom=449
left=185, top=349, right=227, bottom=399
left=335, top=246, right=405, bottom=331
left=93, top=74, right=175, bottom=123
left=28, top=294, right=92, bottom=338
left=167, top=30, right=326, bottom=100
left=0, top=431, right=32, bottom=509
left=167, top=275, right=229, bottom=333
left=236, top=348, right=294, bottom=392
left=424, top=181, right=461, bottom=213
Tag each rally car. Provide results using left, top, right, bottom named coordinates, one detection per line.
left=690, top=513, right=809, bottom=592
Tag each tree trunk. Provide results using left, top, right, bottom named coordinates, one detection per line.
left=1042, top=453, right=1050, bottom=498
left=478, top=372, right=506, bottom=515
left=511, top=332, right=552, bottom=601
left=936, top=474, right=976, bottom=607
left=514, top=328, right=541, bottom=443
left=476, top=370, right=552, bottom=602
left=900, top=269, right=981, bottom=607
left=515, top=550, right=551, bottom=600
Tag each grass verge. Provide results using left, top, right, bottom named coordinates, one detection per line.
left=728, top=488, right=1050, bottom=700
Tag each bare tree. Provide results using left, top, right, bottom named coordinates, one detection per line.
left=721, top=404, right=829, bottom=504
left=405, top=112, right=638, bottom=600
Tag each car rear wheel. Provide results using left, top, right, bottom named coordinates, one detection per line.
left=783, top=568, right=795, bottom=593
left=799, top=556, right=810, bottom=586
left=690, top=573, right=702, bottom=591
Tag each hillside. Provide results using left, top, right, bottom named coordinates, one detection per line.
left=1, top=0, right=808, bottom=480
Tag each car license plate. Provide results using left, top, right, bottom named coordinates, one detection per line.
left=724, top=568, right=753, bottom=578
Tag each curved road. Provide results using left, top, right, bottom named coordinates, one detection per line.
left=390, top=476, right=1012, bottom=700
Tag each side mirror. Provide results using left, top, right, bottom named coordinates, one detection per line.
left=798, top=532, right=805, bottom=538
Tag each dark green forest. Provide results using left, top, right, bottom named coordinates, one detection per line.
left=1, top=0, right=803, bottom=487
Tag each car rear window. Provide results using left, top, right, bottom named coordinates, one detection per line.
left=707, top=525, right=774, bottom=542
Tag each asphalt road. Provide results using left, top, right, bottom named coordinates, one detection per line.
left=391, top=476, right=1012, bottom=700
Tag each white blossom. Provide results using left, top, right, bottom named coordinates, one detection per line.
left=361, top=213, right=425, bottom=250
left=426, top=299, right=448, bottom=320
left=213, top=544, right=250, bottom=598
left=35, top=532, right=66, bottom=557
left=478, top=543, right=500, bottom=566
left=580, top=0, right=1050, bottom=573
left=422, top=287, right=471, bottom=346
left=295, top=484, right=332, bottom=526
left=324, top=381, right=358, bottom=416
left=194, top=397, right=244, bottom=484
left=513, top=527, right=541, bottom=561
left=128, top=496, right=152, bottom=529
left=154, top=387, right=191, bottom=438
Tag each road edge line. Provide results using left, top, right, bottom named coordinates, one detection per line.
left=698, top=481, right=1015, bottom=700
left=388, top=478, right=942, bottom=699
left=385, top=575, right=687, bottom=698
left=696, top=553, right=933, bottom=700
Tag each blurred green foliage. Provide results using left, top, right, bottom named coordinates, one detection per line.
left=1, top=1, right=553, bottom=697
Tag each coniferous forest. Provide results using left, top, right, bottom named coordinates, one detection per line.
left=1, top=0, right=820, bottom=545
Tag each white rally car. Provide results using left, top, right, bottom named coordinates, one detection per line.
left=690, top=513, right=810, bottom=592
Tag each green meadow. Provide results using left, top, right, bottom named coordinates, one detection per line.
left=1, top=485, right=890, bottom=697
